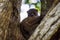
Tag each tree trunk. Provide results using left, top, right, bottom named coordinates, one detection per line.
left=29, top=2, right=60, bottom=40
left=0, top=0, right=60, bottom=40
left=0, top=0, right=25, bottom=40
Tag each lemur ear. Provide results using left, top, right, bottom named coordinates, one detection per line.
left=27, top=10, right=32, bottom=14
left=27, top=9, right=38, bottom=14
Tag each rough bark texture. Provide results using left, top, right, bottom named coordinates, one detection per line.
left=0, top=0, right=60, bottom=40
left=0, top=0, right=25, bottom=40
left=41, top=0, right=59, bottom=20
left=29, top=2, right=60, bottom=40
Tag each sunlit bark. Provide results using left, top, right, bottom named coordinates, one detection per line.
left=29, top=2, right=60, bottom=40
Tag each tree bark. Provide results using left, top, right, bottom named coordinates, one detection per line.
left=29, top=2, right=60, bottom=40
left=41, top=0, right=59, bottom=18
left=0, top=0, right=60, bottom=40
left=0, top=0, right=25, bottom=40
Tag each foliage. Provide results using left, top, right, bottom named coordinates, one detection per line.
left=25, top=0, right=41, bottom=13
